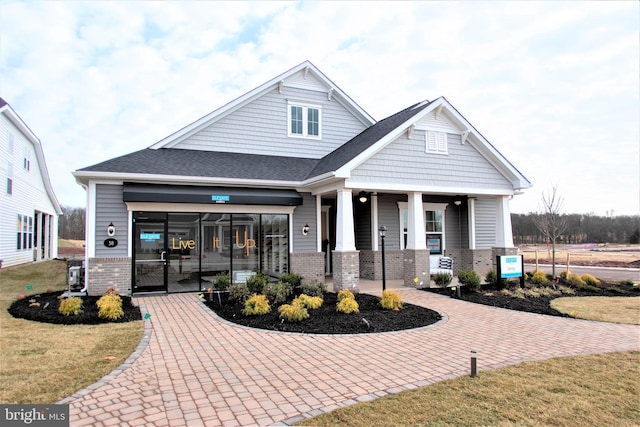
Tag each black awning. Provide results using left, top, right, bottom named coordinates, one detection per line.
left=123, top=183, right=303, bottom=206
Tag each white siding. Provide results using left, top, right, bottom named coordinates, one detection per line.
left=174, top=74, right=368, bottom=159
left=95, top=184, right=129, bottom=257
left=351, top=132, right=513, bottom=190
left=0, top=114, right=58, bottom=267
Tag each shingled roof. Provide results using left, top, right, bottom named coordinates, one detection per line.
left=78, top=100, right=433, bottom=183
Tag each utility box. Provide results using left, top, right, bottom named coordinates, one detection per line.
left=67, top=260, right=85, bottom=292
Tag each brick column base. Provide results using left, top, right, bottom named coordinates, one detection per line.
left=331, top=251, right=359, bottom=292
left=290, top=252, right=325, bottom=284
left=403, top=249, right=430, bottom=287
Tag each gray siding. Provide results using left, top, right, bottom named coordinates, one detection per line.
left=354, top=198, right=372, bottom=250
left=292, top=193, right=317, bottom=252
left=475, top=197, right=497, bottom=248
left=351, top=133, right=513, bottom=190
left=175, top=87, right=367, bottom=159
left=444, top=204, right=468, bottom=250
left=377, top=194, right=405, bottom=250
left=95, top=184, right=129, bottom=257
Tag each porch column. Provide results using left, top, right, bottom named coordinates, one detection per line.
left=332, top=189, right=359, bottom=292
left=43, top=214, right=51, bottom=260
left=496, top=196, right=514, bottom=247
left=404, top=192, right=429, bottom=287
left=35, top=211, right=43, bottom=261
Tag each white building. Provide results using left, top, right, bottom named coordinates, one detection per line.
left=0, top=97, right=61, bottom=268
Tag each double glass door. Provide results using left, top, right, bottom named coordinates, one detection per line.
left=133, top=212, right=201, bottom=293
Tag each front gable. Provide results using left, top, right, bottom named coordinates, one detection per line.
left=152, top=61, right=375, bottom=160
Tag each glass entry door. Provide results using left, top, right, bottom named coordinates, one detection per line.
left=133, top=218, right=167, bottom=293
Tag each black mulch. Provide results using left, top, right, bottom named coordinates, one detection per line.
left=8, top=291, right=142, bottom=325
left=203, top=292, right=442, bottom=334
left=423, top=282, right=639, bottom=318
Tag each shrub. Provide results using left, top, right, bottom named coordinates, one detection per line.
left=300, top=281, right=326, bottom=297
left=524, top=288, right=540, bottom=298
left=97, top=294, right=124, bottom=320
left=566, top=273, right=586, bottom=287
left=228, top=283, right=250, bottom=303
left=608, top=287, right=626, bottom=294
left=278, top=299, right=309, bottom=322
left=242, top=294, right=271, bottom=316
left=457, top=270, right=481, bottom=290
left=538, top=286, right=562, bottom=297
left=246, top=273, right=270, bottom=294
left=620, top=279, right=634, bottom=286
left=577, top=283, right=600, bottom=293
left=558, top=285, right=576, bottom=295
left=263, top=282, right=293, bottom=304
left=337, top=289, right=355, bottom=301
left=297, top=294, right=323, bottom=309
left=513, top=287, right=525, bottom=299
left=432, top=272, right=452, bottom=288
left=214, top=272, right=231, bottom=290
left=580, top=274, right=601, bottom=287
left=559, top=270, right=571, bottom=281
left=58, top=297, right=83, bottom=316
left=336, top=297, right=359, bottom=314
left=380, top=290, right=403, bottom=310
left=279, top=272, right=302, bottom=287
left=530, top=270, right=549, bottom=285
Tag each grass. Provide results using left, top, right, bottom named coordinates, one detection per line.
left=300, top=351, right=640, bottom=427
left=551, top=296, right=640, bottom=324
left=0, top=260, right=143, bottom=404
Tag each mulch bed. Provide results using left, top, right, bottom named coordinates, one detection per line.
left=8, top=291, right=142, bottom=325
left=203, top=292, right=442, bottom=334
left=423, top=282, right=639, bottom=318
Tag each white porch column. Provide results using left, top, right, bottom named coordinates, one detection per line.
left=36, top=211, right=43, bottom=261
left=43, top=214, right=51, bottom=259
left=372, top=193, right=379, bottom=251
left=468, top=198, right=476, bottom=250
left=496, top=196, right=514, bottom=247
left=406, top=192, right=426, bottom=250
left=335, top=189, right=356, bottom=251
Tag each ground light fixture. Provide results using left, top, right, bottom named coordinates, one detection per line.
left=379, top=225, right=387, bottom=291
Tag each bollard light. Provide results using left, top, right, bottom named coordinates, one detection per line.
left=379, top=225, right=387, bottom=291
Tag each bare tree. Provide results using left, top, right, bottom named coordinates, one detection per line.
left=531, top=187, right=567, bottom=278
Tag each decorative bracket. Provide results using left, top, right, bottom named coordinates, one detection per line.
left=304, top=66, right=310, bottom=79
left=278, top=80, right=284, bottom=94
left=461, top=130, right=470, bottom=144
left=407, top=124, right=415, bottom=139
left=328, top=88, right=334, bottom=101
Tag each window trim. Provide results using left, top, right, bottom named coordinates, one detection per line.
left=397, top=202, right=448, bottom=254
left=287, top=101, right=322, bottom=139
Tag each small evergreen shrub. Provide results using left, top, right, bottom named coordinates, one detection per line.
left=580, top=274, right=601, bottom=287
left=336, top=297, right=359, bottom=314
left=279, top=272, right=302, bottom=287
left=242, top=294, right=271, bottom=316
left=530, top=270, right=549, bottom=285
left=559, top=270, right=571, bottom=281
left=457, top=270, right=481, bottom=290
left=619, top=279, right=634, bottom=286
left=380, top=290, right=403, bottom=310
left=214, top=272, right=231, bottom=290
left=263, top=282, right=293, bottom=304
left=432, top=272, right=452, bottom=288
left=59, top=297, right=83, bottom=316
left=486, top=270, right=508, bottom=290
left=297, top=294, right=323, bottom=309
left=228, top=283, right=250, bottom=303
left=337, top=289, right=355, bottom=301
left=97, top=293, right=124, bottom=320
left=300, top=281, right=326, bottom=297
left=278, top=299, right=309, bottom=322
left=246, top=273, right=270, bottom=294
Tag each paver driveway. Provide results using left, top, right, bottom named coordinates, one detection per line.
left=59, top=287, right=639, bottom=426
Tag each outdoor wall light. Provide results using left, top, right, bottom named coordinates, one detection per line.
left=302, top=224, right=310, bottom=236
left=107, top=222, right=116, bottom=237
left=358, top=191, right=369, bottom=204
left=454, top=200, right=462, bottom=206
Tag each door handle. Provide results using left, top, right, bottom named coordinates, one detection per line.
left=160, top=250, right=167, bottom=262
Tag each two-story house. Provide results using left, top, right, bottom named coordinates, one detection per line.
left=73, top=61, right=530, bottom=296
left=1, top=97, right=61, bottom=268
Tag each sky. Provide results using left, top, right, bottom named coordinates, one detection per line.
left=1, top=1, right=638, bottom=216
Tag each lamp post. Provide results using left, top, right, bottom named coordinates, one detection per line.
left=379, top=225, right=387, bottom=291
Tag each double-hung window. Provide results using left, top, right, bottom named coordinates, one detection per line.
left=288, top=102, right=321, bottom=138
left=398, top=202, right=448, bottom=254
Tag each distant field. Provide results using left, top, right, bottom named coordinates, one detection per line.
left=57, top=239, right=85, bottom=256
left=520, top=244, right=640, bottom=267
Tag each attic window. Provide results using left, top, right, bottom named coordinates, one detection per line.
left=288, top=102, right=321, bottom=139
left=425, top=131, right=448, bottom=154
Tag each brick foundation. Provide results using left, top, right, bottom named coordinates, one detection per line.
left=290, top=252, right=325, bottom=284
left=403, top=249, right=431, bottom=287
left=331, top=251, right=359, bottom=292
left=87, top=257, right=132, bottom=296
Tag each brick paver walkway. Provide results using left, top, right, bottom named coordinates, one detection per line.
left=59, top=288, right=639, bottom=426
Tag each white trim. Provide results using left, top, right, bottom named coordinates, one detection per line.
left=287, top=101, right=322, bottom=139
left=468, top=198, right=476, bottom=250
left=345, top=180, right=517, bottom=197
left=335, top=189, right=355, bottom=251
left=125, top=202, right=295, bottom=215
left=86, top=181, right=97, bottom=258
left=316, top=194, right=322, bottom=252
left=371, top=193, right=379, bottom=251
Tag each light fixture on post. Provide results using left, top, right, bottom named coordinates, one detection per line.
left=302, top=224, right=310, bottom=236
left=379, top=225, right=387, bottom=291
left=358, top=191, right=369, bottom=204
left=107, top=222, right=116, bottom=237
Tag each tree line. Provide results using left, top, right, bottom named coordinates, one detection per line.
left=512, top=213, right=640, bottom=245
left=58, top=206, right=86, bottom=240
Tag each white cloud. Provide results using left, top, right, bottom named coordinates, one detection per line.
left=1, top=0, right=638, bottom=216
